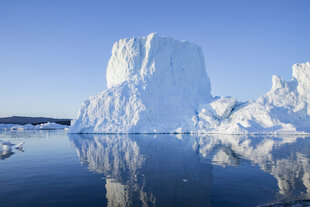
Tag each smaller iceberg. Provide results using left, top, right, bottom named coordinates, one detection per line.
left=213, top=62, right=310, bottom=134
left=0, top=140, right=25, bottom=160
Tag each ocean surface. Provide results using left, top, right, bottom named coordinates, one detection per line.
left=0, top=130, right=310, bottom=207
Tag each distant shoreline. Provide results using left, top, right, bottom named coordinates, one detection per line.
left=0, top=116, right=71, bottom=126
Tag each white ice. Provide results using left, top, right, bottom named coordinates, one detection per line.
left=0, top=140, right=25, bottom=154
left=70, top=33, right=310, bottom=134
left=0, top=122, right=68, bottom=131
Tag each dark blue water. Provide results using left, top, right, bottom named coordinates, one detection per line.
left=0, top=130, right=310, bottom=207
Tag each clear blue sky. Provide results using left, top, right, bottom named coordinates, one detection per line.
left=0, top=0, right=309, bottom=118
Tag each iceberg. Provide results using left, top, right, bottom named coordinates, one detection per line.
left=70, top=33, right=211, bottom=133
left=70, top=33, right=310, bottom=134
left=208, top=62, right=310, bottom=134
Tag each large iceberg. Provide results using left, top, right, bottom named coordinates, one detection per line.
left=70, top=33, right=211, bottom=133
left=70, top=33, right=310, bottom=134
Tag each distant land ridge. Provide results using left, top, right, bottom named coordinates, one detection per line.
left=0, top=116, right=71, bottom=126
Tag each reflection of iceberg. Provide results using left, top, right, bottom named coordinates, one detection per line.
left=0, top=149, right=14, bottom=160
left=69, top=134, right=213, bottom=207
left=69, top=134, right=145, bottom=182
left=195, top=135, right=310, bottom=199
left=0, top=129, right=58, bottom=139
left=69, top=133, right=310, bottom=205
left=0, top=130, right=64, bottom=160
left=105, top=178, right=156, bottom=207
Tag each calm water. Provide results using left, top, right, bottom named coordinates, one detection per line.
left=0, top=130, right=310, bottom=207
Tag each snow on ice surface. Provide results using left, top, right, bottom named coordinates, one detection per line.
left=70, top=33, right=310, bottom=134
left=226, top=62, right=310, bottom=134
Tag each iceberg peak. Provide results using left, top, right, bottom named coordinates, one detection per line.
left=106, top=33, right=210, bottom=91
left=271, top=75, right=285, bottom=90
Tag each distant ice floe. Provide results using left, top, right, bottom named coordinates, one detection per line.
left=0, top=122, right=68, bottom=131
left=70, top=33, right=310, bottom=134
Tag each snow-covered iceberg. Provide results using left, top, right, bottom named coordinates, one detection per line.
left=70, top=33, right=211, bottom=133
left=203, top=62, right=310, bottom=134
left=70, top=33, right=310, bottom=134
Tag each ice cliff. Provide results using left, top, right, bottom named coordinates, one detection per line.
left=70, top=33, right=310, bottom=134
left=70, top=33, right=211, bottom=133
